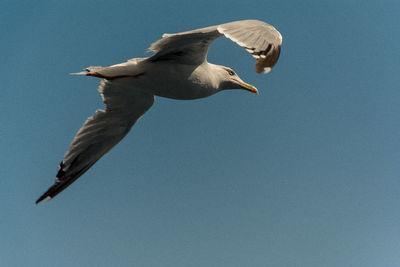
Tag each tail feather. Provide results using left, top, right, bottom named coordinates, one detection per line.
left=70, top=66, right=105, bottom=76
left=70, top=71, right=88, bottom=75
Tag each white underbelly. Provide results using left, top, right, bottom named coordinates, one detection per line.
left=133, top=61, right=218, bottom=100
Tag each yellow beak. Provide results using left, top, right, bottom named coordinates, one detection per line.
left=239, top=81, right=259, bottom=94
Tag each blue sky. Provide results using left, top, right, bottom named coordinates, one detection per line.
left=1, top=0, right=400, bottom=266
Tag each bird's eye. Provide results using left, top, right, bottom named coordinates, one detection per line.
left=226, top=69, right=235, bottom=76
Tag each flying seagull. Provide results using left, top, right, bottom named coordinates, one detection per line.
left=36, top=19, right=282, bottom=204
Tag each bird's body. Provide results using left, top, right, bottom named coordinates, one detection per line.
left=100, top=60, right=221, bottom=100
left=36, top=19, right=282, bottom=203
left=147, top=62, right=222, bottom=99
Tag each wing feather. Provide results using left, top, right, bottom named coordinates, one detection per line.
left=217, top=20, right=282, bottom=73
left=148, top=19, right=282, bottom=73
left=36, top=79, right=154, bottom=203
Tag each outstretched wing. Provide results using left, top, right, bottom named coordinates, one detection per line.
left=149, top=19, right=282, bottom=73
left=36, top=79, right=154, bottom=203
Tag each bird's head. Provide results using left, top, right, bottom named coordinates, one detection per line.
left=217, top=66, right=259, bottom=94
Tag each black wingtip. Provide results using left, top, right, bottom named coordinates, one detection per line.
left=35, top=179, right=67, bottom=204
left=35, top=195, right=50, bottom=204
left=35, top=174, right=82, bottom=204
left=35, top=184, right=58, bottom=204
left=36, top=162, right=68, bottom=204
left=36, top=158, right=98, bottom=204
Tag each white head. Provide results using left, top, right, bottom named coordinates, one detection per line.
left=217, top=66, right=259, bottom=94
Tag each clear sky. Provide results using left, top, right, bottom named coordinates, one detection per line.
left=1, top=0, right=399, bottom=266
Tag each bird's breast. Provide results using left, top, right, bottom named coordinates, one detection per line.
left=134, top=61, right=218, bottom=100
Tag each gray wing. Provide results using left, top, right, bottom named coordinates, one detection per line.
left=36, top=79, right=154, bottom=203
left=149, top=19, right=282, bottom=73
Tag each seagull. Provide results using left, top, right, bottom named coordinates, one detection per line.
left=36, top=19, right=282, bottom=204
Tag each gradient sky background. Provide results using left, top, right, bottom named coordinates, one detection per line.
left=1, top=0, right=400, bottom=266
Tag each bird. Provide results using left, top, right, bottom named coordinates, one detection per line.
left=36, top=19, right=282, bottom=204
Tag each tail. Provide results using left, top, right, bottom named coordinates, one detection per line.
left=70, top=71, right=89, bottom=75
left=70, top=66, right=107, bottom=78
left=70, top=60, right=145, bottom=80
